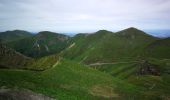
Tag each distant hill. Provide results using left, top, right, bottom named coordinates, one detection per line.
left=0, top=43, right=31, bottom=68
left=6, top=31, right=70, bottom=57
left=62, top=27, right=158, bottom=64
left=0, top=30, right=33, bottom=43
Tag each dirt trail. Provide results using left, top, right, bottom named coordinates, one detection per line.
left=88, top=61, right=137, bottom=66
left=52, top=57, right=61, bottom=68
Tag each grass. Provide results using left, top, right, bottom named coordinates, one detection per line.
left=0, top=59, right=144, bottom=100
left=92, top=62, right=138, bottom=79
left=91, top=58, right=170, bottom=100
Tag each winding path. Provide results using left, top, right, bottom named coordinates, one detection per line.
left=88, top=61, right=138, bottom=66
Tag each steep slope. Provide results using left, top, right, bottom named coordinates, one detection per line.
left=26, top=54, right=60, bottom=71
left=144, top=37, right=170, bottom=59
left=0, top=43, right=31, bottom=68
left=0, top=41, right=59, bottom=70
left=7, top=31, right=70, bottom=57
left=0, top=30, right=33, bottom=43
left=62, top=27, right=158, bottom=64
left=62, top=30, right=113, bottom=62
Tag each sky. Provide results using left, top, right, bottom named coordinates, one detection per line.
left=0, top=0, right=170, bottom=33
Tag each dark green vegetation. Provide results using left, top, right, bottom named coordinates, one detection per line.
left=6, top=31, right=70, bottom=57
left=144, top=37, right=170, bottom=59
left=0, top=27, right=170, bottom=100
left=0, top=43, right=31, bottom=68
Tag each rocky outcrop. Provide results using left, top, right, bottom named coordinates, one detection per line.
left=0, top=88, right=54, bottom=100
left=138, top=60, right=160, bottom=76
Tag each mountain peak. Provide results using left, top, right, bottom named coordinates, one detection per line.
left=37, top=31, right=57, bottom=35
left=116, top=27, right=155, bottom=38
left=126, top=27, right=138, bottom=30
left=122, top=27, right=142, bottom=32
left=96, top=30, right=112, bottom=33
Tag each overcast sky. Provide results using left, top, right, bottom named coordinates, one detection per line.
left=0, top=0, right=170, bottom=33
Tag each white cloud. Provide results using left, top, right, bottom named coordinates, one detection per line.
left=0, top=0, right=170, bottom=32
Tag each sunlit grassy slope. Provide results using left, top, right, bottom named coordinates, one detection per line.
left=0, top=59, right=147, bottom=100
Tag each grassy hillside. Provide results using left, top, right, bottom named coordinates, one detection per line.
left=89, top=58, right=170, bottom=100
left=144, top=37, right=170, bottom=59
left=25, top=54, right=59, bottom=71
left=0, top=42, right=59, bottom=70
left=7, top=31, right=70, bottom=57
left=62, top=27, right=158, bottom=64
left=60, top=27, right=170, bottom=99
left=0, top=59, right=147, bottom=100
left=0, top=30, right=33, bottom=43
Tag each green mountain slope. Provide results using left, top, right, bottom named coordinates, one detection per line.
left=0, top=30, right=33, bottom=43
left=0, top=27, right=169, bottom=100
left=0, top=59, right=152, bottom=100
left=144, top=37, right=170, bottom=59
left=60, top=28, right=170, bottom=99
left=62, top=27, right=158, bottom=64
left=0, top=43, right=31, bottom=68
left=7, top=31, right=70, bottom=57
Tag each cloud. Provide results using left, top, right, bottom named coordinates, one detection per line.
left=0, top=0, right=170, bottom=32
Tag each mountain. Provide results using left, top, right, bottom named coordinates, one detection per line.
left=0, top=43, right=31, bottom=68
left=115, top=27, right=155, bottom=38
left=0, top=27, right=170, bottom=100
left=62, top=27, right=158, bottom=64
left=0, top=30, right=33, bottom=43
left=6, top=31, right=70, bottom=57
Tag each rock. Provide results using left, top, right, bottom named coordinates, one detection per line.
left=0, top=88, right=55, bottom=100
left=138, top=60, right=160, bottom=76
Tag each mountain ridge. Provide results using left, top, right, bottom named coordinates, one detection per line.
left=0, top=30, right=33, bottom=43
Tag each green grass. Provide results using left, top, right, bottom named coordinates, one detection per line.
left=91, top=61, right=140, bottom=79
left=91, top=58, right=170, bottom=100
left=25, top=54, right=59, bottom=70
left=128, top=75, right=170, bottom=100
left=0, top=59, right=145, bottom=100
